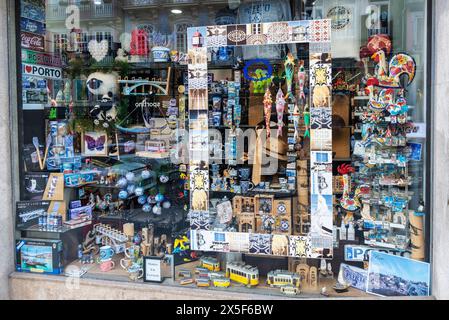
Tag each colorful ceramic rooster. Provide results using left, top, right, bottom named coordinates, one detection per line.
left=337, top=164, right=360, bottom=213
left=276, top=88, right=286, bottom=137
left=284, top=53, right=295, bottom=101
left=263, top=88, right=273, bottom=139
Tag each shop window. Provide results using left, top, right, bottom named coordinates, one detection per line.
left=15, top=0, right=431, bottom=299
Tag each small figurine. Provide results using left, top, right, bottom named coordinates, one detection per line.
left=284, top=53, right=295, bottom=101
left=275, top=88, right=286, bottom=137
left=263, top=88, right=273, bottom=139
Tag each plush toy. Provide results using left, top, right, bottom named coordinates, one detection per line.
left=86, top=72, right=119, bottom=127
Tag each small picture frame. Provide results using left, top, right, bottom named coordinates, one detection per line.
left=81, top=131, right=108, bottom=157
left=143, top=256, right=163, bottom=283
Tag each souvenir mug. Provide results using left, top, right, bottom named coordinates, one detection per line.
left=239, top=168, right=251, bottom=180
left=99, top=260, right=115, bottom=272
left=279, top=178, right=288, bottom=190
left=127, top=263, right=144, bottom=281
left=125, top=245, right=140, bottom=261
left=99, top=245, right=114, bottom=262
left=240, top=181, right=255, bottom=194
left=120, top=258, right=133, bottom=270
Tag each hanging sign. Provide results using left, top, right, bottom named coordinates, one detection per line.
left=21, top=31, right=45, bottom=52
left=22, top=49, right=62, bottom=67
left=21, top=2, right=45, bottom=23
left=23, top=63, right=62, bottom=80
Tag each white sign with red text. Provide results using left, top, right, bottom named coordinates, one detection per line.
left=23, top=63, right=62, bottom=80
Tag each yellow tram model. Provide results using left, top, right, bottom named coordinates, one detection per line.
left=266, top=270, right=301, bottom=288
left=199, top=256, right=220, bottom=272
left=225, top=262, right=259, bottom=288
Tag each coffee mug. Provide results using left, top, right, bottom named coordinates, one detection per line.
left=125, top=245, right=140, bottom=261
left=100, top=260, right=115, bottom=272
left=240, top=181, right=254, bottom=194
left=99, top=245, right=114, bottom=262
left=127, top=263, right=144, bottom=281
left=120, top=258, right=132, bottom=270
left=239, top=168, right=251, bottom=180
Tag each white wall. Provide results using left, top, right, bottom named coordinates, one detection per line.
left=431, top=0, right=449, bottom=301
left=0, top=0, right=15, bottom=300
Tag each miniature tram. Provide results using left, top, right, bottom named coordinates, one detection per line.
left=225, top=262, right=259, bottom=287
left=266, top=270, right=301, bottom=288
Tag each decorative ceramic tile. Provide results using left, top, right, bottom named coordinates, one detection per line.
left=227, top=25, right=247, bottom=46
left=310, top=63, right=332, bottom=87
left=249, top=233, right=272, bottom=255
left=310, top=19, right=331, bottom=42
left=289, top=236, right=312, bottom=258
left=311, top=108, right=332, bottom=130
left=206, top=26, right=227, bottom=47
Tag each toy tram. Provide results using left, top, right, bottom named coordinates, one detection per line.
left=266, top=270, right=301, bottom=288
left=199, top=256, right=220, bottom=272
left=225, top=262, right=259, bottom=288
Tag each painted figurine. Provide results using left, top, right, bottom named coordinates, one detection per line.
left=276, top=88, right=286, bottom=137
left=303, top=104, right=310, bottom=138
left=263, top=88, right=273, bottom=139
left=297, top=60, right=306, bottom=102
left=284, top=53, right=295, bottom=101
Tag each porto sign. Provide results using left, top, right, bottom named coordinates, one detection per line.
left=23, top=63, right=62, bottom=80
left=22, top=49, right=62, bottom=68
left=344, top=245, right=411, bottom=262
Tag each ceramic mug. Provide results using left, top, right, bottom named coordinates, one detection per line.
left=99, top=245, right=114, bottom=262
left=240, top=181, right=255, bottom=194
left=127, top=263, right=144, bottom=281
left=239, top=168, right=251, bottom=180
left=120, top=258, right=133, bottom=270
left=99, top=260, right=115, bottom=272
left=125, top=245, right=140, bottom=261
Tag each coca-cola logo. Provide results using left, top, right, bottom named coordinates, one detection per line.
left=21, top=32, right=44, bottom=51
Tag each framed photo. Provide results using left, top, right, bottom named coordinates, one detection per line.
left=81, top=131, right=108, bottom=157
left=143, top=256, right=163, bottom=283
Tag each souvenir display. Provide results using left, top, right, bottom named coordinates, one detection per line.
left=13, top=0, right=430, bottom=300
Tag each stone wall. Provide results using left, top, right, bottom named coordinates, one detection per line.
left=0, top=0, right=15, bottom=301
left=431, top=0, right=449, bottom=301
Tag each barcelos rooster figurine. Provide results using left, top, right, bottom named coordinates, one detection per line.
left=263, top=87, right=273, bottom=139
left=275, top=88, right=286, bottom=137
left=337, top=164, right=361, bottom=215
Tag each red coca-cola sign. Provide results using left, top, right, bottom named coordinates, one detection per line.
left=21, top=31, right=44, bottom=52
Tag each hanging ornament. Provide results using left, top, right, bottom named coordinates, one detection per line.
left=298, top=60, right=306, bottom=103
left=293, top=104, right=301, bottom=141
left=275, top=88, right=286, bottom=137
left=263, top=88, right=273, bottom=139
left=88, top=39, right=109, bottom=62
left=147, top=195, right=157, bottom=204
left=142, top=204, right=152, bottom=213
left=284, top=53, right=295, bottom=101
left=303, top=104, right=310, bottom=138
